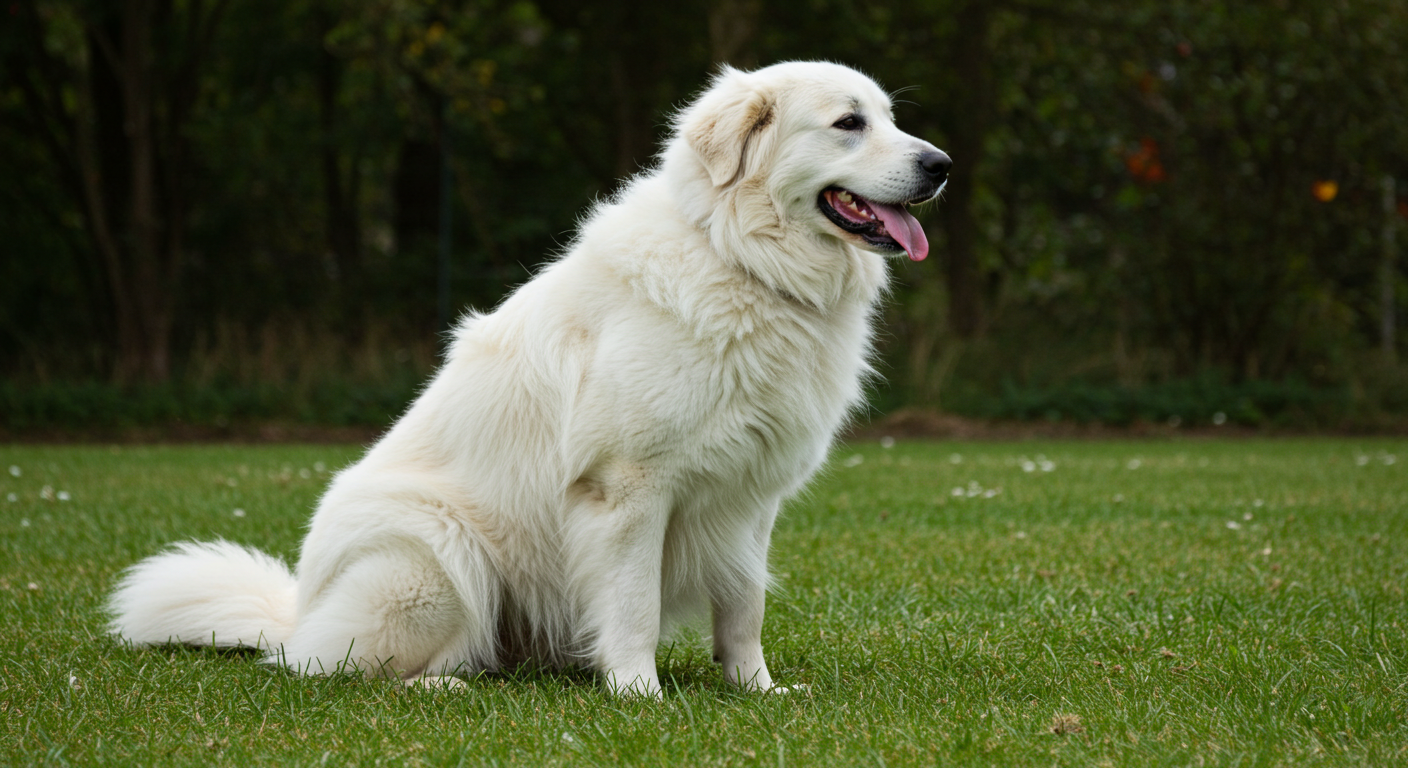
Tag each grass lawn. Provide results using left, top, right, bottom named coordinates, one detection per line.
left=2, top=439, right=1406, bottom=766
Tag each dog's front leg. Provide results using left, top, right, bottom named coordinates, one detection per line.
left=712, top=579, right=777, bottom=691
left=712, top=510, right=789, bottom=692
left=571, top=482, right=670, bottom=698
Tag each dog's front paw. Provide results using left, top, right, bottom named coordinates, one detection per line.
left=406, top=675, right=468, bottom=691
left=603, top=669, right=663, bottom=699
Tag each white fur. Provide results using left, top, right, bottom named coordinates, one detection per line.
left=108, top=540, right=297, bottom=650
left=108, top=61, right=945, bottom=696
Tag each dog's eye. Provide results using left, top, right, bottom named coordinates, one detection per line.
left=833, top=114, right=865, bottom=131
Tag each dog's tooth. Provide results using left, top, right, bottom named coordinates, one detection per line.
left=837, top=190, right=853, bottom=203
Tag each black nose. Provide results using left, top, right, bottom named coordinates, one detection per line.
left=919, top=150, right=952, bottom=185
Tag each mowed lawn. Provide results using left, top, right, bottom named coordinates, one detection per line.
left=2, top=439, right=1406, bottom=767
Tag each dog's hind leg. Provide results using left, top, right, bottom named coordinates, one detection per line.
left=273, top=542, right=496, bottom=682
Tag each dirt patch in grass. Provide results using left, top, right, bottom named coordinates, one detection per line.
left=846, top=407, right=1405, bottom=441
left=5, top=407, right=1406, bottom=444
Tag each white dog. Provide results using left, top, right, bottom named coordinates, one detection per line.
left=109, top=61, right=950, bottom=697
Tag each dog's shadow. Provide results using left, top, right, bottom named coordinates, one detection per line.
left=141, top=639, right=744, bottom=697
left=484, top=641, right=734, bottom=696
left=135, top=642, right=264, bottom=660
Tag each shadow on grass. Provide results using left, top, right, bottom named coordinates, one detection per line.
left=122, top=638, right=760, bottom=699
left=136, top=642, right=265, bottom=660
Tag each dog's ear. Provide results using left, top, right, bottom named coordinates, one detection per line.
left=679, top=67, right=777, bottom=187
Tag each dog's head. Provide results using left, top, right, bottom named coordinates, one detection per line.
left=673, top=61, right=949, bottom=263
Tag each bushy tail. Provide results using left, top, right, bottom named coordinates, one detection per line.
left=108, top=540, right=297, bottom=650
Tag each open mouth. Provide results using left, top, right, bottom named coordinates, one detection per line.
left=818, top=187, right=929, bottom=261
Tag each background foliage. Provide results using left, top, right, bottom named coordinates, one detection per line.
left=3, top=0, right=1406, bottom=429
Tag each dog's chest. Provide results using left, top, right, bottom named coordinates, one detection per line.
left=587, top=246, right=878, bottom=499
left=674, top=310, right=868, bottom=492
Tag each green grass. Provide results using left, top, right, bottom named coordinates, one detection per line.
left=2, top=439, right=1406, bottom=766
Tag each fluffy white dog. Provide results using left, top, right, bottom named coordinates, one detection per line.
left=109, top=61, right=950, bottom=697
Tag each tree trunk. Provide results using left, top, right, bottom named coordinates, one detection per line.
left=1383, top=175, right=1399, bottom=363
left=119, top=0, right=174, bottom=382
left=607, top=50, right=653, bottom=181
left=393, top=139, right=442, bottom=251
left=317, top=6, right=360, bottom=284
left=937, top=0, right=993, bottom=339
left=707, top=0, right=761, bottom=68
left=56, top=0, right=223, bottom=380
left=535, top=0, right=663, bottom=189
left=62, top=0, right=226, bottom=383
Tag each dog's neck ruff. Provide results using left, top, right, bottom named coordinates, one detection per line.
left=670, top=178, right=887, bottom=313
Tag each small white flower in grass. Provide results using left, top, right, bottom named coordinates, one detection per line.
left=8, top=465, right=19, bottom=477
left=1226, top=521, right=1242, bottom=530
left=1355, top=455, right=1370, bottom=466
left=1261, top=547, right=1272, bottom=556
left=949, top=453, right=963, bottom=464
left=314, top=461, right=327, bottom=473
left=1127, top=459, right=1142, bottom=470
left=843, top=454, right=864, bottom=468
left=1253, top=499, right=1264, bottom=508
left=40, top=485, right=54, bottom=501
left=56, top=491, right=70, bottom=502
left=1243, top=512, right=1253, bottom=521
left=561, top=732, right=575, bottom=743
left=27, top=582, right=38, bottom=591
left=983, top=488, right=1000, bottom=498
left=879, top=436, right=895, bottom=449
left=7, top=493, right=17, bottom=503
left=1021, top=460, right=1036, bottom=473
left=951, top=487, right=965, bottom=497
left=1014, top=530, right=1027, bottom=539
left=1113, top=494, right=1124, bottom=503
left=299, top=468, right=312, bottom=479
left=1039, top=459, right=1056, bottom=472
left=233, top=508, right=246, bottom=518
left=20, top=518, right=30, bottom=527
left=1383, top=454, right=1397, bottom=466
left=1212, top=411, right=1227, bottom=426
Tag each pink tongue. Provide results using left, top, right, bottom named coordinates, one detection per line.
left=869, top=202, right=929, bottom=261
